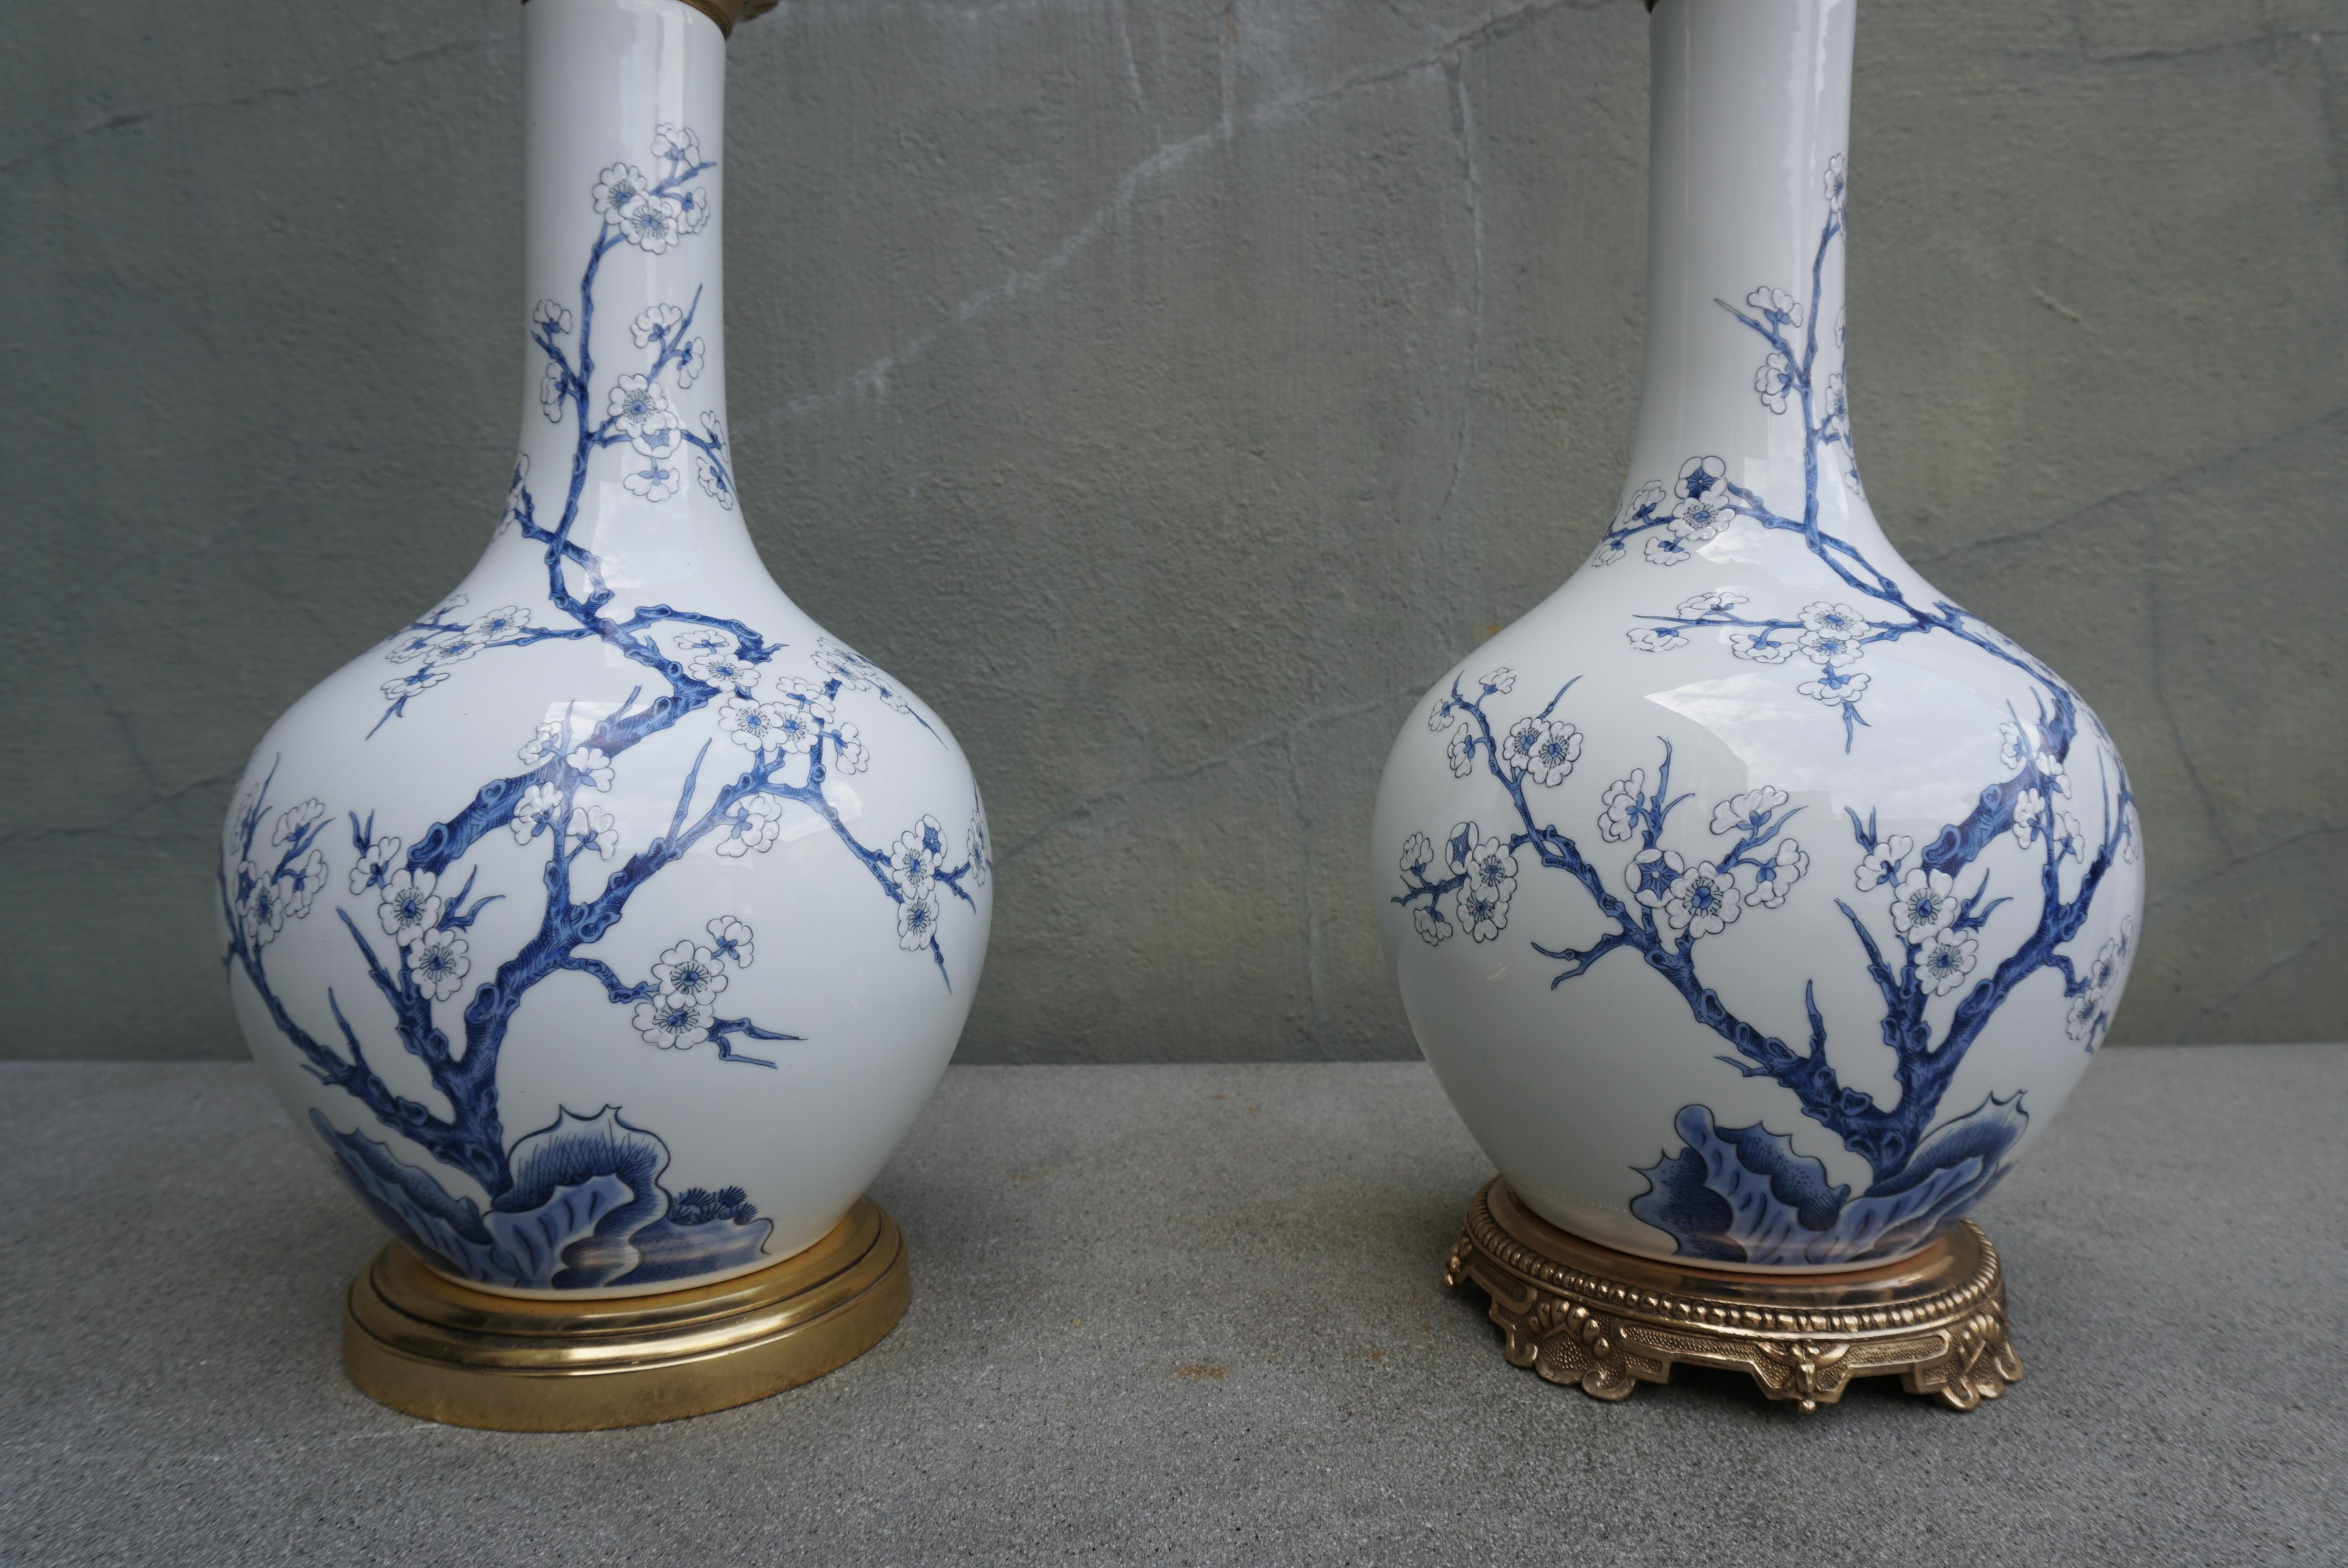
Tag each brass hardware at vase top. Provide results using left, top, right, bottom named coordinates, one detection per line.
left=521, top=0, right=780, bottom=41
left=1446, top=1178, right=2021, bottom=1411
left=343, top=1196, right=908, bottom=1431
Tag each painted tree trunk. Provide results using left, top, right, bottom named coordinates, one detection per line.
left=1371, top=0, right=2142, bottom=1271
left=220, top=0, right=991, bottom=1298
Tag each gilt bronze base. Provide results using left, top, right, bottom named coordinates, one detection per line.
left=1445, top=1177, right=2020, bottom=1411
left=343, top=1195, right=907, bottom=1431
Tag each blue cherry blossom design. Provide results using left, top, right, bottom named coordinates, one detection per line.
left=1394, top=145, right=2138, bottom=1262
left=220, top=125, right=985, bottom=1293
left=1583, top=162, right=2103, bottom=756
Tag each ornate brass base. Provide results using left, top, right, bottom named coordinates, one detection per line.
left=1445, top=1178, right=2020, bottom=1411
left=343, top=1196, right=907, bottom=1431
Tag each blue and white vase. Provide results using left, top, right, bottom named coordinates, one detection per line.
left=1371, top=0, right=2141, bottom=1270
left=220, top=0, right=991, bottom=1297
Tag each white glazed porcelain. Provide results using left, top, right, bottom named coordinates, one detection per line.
left=1371, top=0, right=2141, bottom=1271
left=220, top=0, right=990, bottom=1298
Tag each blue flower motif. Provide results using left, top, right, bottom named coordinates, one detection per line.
left=1625, top=847, right=1683, bottom=908
left=409, top=927, right=471, bottom=1002
left=591, top=162, right=650, bottom=218
left=375, top=869, right=442, bottom=946
left=1744, top=286, right=1803, bottom=328
left=1503, top=717, right=1582, bottom=786
left=1676, top=455, right=1728, bottom=502
left=635, top=995, right=713, bottom=1050
left=1663, top=861, right=1740, bottom=937
left=1744, top=838, right=1806, bottom=909
left=705, top=916, right=755, bottom=968
left=205, top=123, right=990, bottom=1294
left=897, top=891, right=940, bottom=950
left=1919, top=929, right=1978, bottom=996
left=1796, top=666, right=1870, bottom=705
left=652, top=941, right=728, bottom=1007
left=1729, top=628, right=1797, bottom=664
left=1890, top=868, right=1958, bottom=937
left=1389, top=157, right=2135, bottom=1258
left=348, top=833, right=401, bottom=896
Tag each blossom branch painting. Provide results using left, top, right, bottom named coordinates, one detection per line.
left=1390, top=157, right=2141, bottom=1267
left=1585, top=158, right=2081, bottom=755
left=219, top=127, right=991, bottom=1291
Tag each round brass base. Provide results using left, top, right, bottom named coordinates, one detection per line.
left=343, top=1196, right=908, bottom=1431
left=1445, top=1178, right=2020, bottom=1411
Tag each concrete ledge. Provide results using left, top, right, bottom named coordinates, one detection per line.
left=3, top=1047, right=2343, bottom=1564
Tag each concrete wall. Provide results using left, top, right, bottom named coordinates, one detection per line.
left=5, top=0, right=2342, bottom=1061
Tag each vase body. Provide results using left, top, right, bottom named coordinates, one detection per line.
left=219, top=0, right=991, bottom=1298
left=1371, top=0, right=2141, bottom=1271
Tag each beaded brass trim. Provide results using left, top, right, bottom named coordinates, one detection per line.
left=1445, top=1177, right=2022, bottom=1410
left=673, top=0, right=778, bottom=37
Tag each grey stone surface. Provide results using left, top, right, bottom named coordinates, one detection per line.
left=3, top=1048, right=2345, bottom=1565
left=3, top=1, right=2342, bottom=1060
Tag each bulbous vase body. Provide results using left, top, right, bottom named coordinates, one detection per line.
left=219, top=0, right=991, bottom=1297
left=1371, top=0, right=2141, bottom=1270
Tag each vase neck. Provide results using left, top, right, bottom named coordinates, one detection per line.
left=1623, top=0, right=1888, bottom=559
left=503, top=0, right=756, bottom=590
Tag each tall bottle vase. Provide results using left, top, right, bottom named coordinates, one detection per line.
left=1371, top=0, right=2141, bottom=1410
left=219, top=0, right=993, bottom=1430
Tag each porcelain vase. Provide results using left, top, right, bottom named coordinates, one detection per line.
left=220, top=0, right=991, bottom=1298
left=1371, top=0, right=2142, bottom=1271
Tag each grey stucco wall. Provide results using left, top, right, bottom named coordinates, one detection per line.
left=4, top=0, right=2342, bottom=1061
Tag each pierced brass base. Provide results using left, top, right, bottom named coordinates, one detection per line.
left=343, top=1196, right=907, bottom=1431
left=1445, top=1178, right=2020, bottom=1411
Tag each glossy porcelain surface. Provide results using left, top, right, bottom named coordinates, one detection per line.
left=1372, top=0, right=2141, bottom=1271
left=220, top=0, right=990, bottom=1298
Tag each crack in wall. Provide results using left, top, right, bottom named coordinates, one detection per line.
left=1105, top=0, right=1160, bottom=143
left=0, top=34, right=513, bottom=182
left=1434, top=53, right=1487, bottom=643
left=995, top=685, right=1417, bottom=864
left=2149, top=824, right=2348, bottom=910
left=1907, top=403, right=2348, bottom=567
left=2175, top=919, right=2342, bottom=1043
left=2144, top=502, right=2236, bottom=857
left=1284, top=729, right=1325, bottom=1050
left=742, top=0, right=1577, bottom=435
left=0, top=769, right=238, bottom=852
